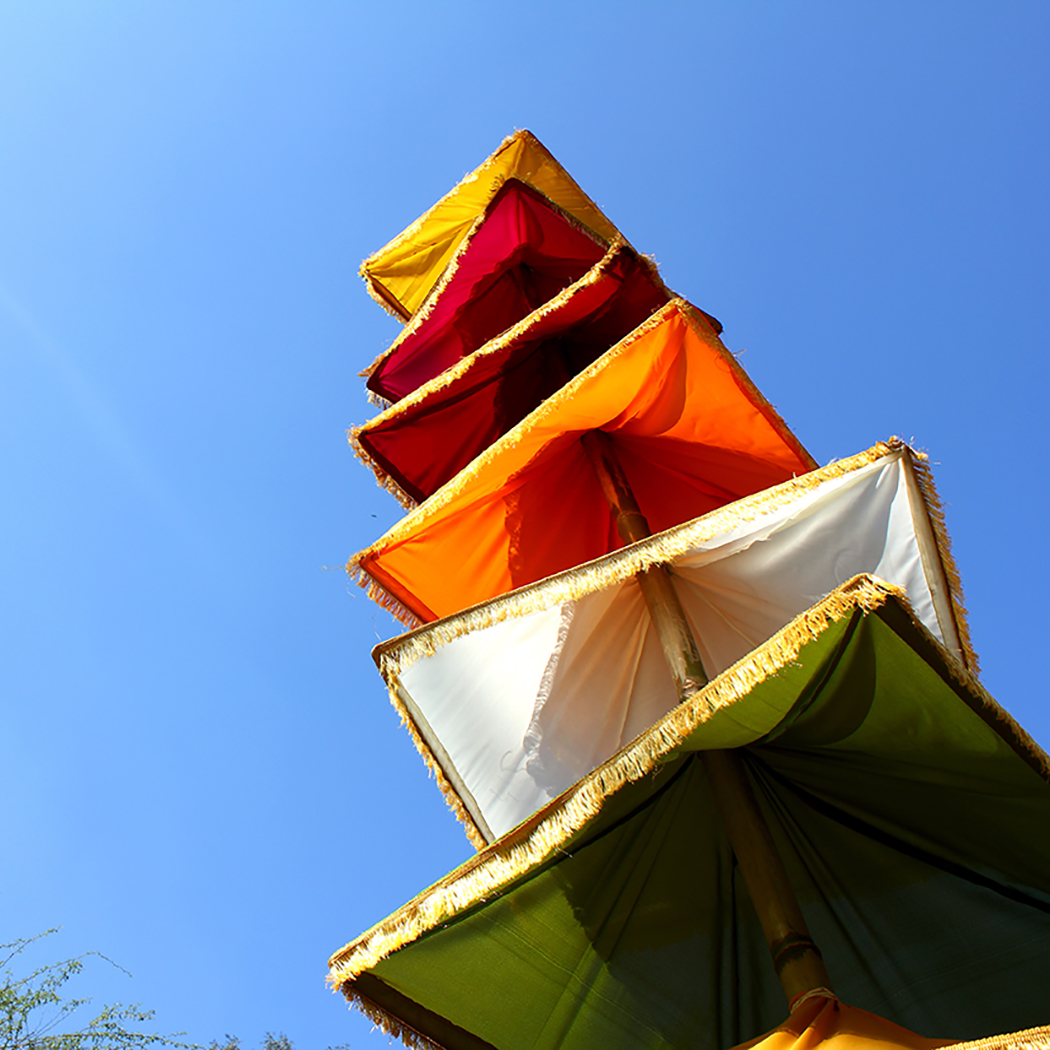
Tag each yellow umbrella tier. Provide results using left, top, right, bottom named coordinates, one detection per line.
left=360, top=130, right=623, bottom=320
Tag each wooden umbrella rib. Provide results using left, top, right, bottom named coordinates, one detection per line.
left=351, top=973, right=497, bottom=1050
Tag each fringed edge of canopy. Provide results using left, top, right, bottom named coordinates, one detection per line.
left=359, top=235, right=657, bottom=399
left=359, top=177, right=611, bottom=384
left=690, top=297, right=818, bottom=474
left=907, top=447, right=978, bottom=673
left=347, top=426, right=418, bottom=510
left=365, top=388, right=393, bottom=410
left=948, top=1026, right=1050, bottom=1050
left=383, top=676, right=489, bottom=850
left=329, top=575, right=903, bottom=985
left=341, top=983, right=444, bottom=1050
left=346, top=560, right=425, bottom=631
left=359, top=129, right=620, bottom=322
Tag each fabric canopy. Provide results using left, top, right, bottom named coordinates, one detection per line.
left=731, top=997, right=950, bottom=1050
left=354, top=242, right=675, bottom=505
left=331, top=578, right=1050, bottom=1050
left=349, top=299, right=815, bottom=625
left=373, top=442, right=973, bottom=846
left=364, top=179, right=612, bottom=405
left=361, top=130, right=622, bottom=320
left=730, top=997, right=1048, bottom=1050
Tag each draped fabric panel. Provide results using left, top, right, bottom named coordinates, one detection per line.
left=730, top=996, right=951, bottom=1050
left=351, top=300, right=815, bottom=624
left=365, top=179, right=610, bottom=404
left=331, top=582, right=1050, bottom=1050
left=383, top=447, right=967, bottom=843
left=356, top=243, right=674, bottom=503
left=360, top=130, right=623, bottom=320
left=732, top=999, right=1048, bottom=1050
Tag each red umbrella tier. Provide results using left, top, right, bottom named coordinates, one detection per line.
left=354, top=241, right=683, bottom=505
left=364, top=179, right=611, bottom=404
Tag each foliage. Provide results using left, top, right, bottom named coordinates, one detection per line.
left=0, top=932, right=193, bottom=1050
left=2, top=933, right=347, bottom=1050
left=208, top=1037, right=346, bottom=1050
left=209, top=1037, right=295, bottom=1050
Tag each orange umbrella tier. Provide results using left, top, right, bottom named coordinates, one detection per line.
left=350, top=299, right=815, bottom=625
left=354, top=242, right=677, bottom=505
left=364, top=179, right=610, bottom=404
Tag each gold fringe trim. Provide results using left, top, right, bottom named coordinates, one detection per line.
left=373, top=441, right=904, bottom=675
left=351, top=240, right=669, bottom=502
left=329, top=576, right=900, bottom=985
left=346, top=298, right=811, bottom=624
left=360, top=129, right=624, bottom=322
left=679, top=298, right=817, bottom=474
left=918, top=597, right=1050, bottom=785
left=359, top=131, right=529, bottom=323
left=365, top=388, right=393, bottom=410
left=947, top=1027, right=1050, bottom=1050
left=358, top=131, right=530, bottom=305
left=360, top=177, right=610, bottom=381
left=907, top=446, right=979, bottom=674
left=342, top=984, right=444, bottom=1050
left=361, top=237, right=657, bottom=410
left=385, top=680, right=489, bottom=850
left=347, top=427, right=419, bottom=511
left=361, top=274, right=413, bottom=322
left=346, top=564, right=424, bottom=631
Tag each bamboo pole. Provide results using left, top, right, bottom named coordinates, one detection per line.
left=580, top=430, right=708, bottom=697
left=702, top=749, right=832, bottom=1004
left=579, top=427, right=833, bottom=1006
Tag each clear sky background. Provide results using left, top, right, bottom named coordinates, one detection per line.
left=1, top=3, right=1047, bottom=1048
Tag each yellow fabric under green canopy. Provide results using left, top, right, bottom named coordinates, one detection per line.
left=360, top=130, right=623, bottom=320
left=330, top=577, right=1050, bottom=1050
left=731, top=997, right=1047, bottom=1050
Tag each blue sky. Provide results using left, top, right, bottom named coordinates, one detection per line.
left=1, top=3, right=1047, bottom=1047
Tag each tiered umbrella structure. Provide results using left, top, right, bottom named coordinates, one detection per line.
left=331, top=131, right=1050, bottom=1050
